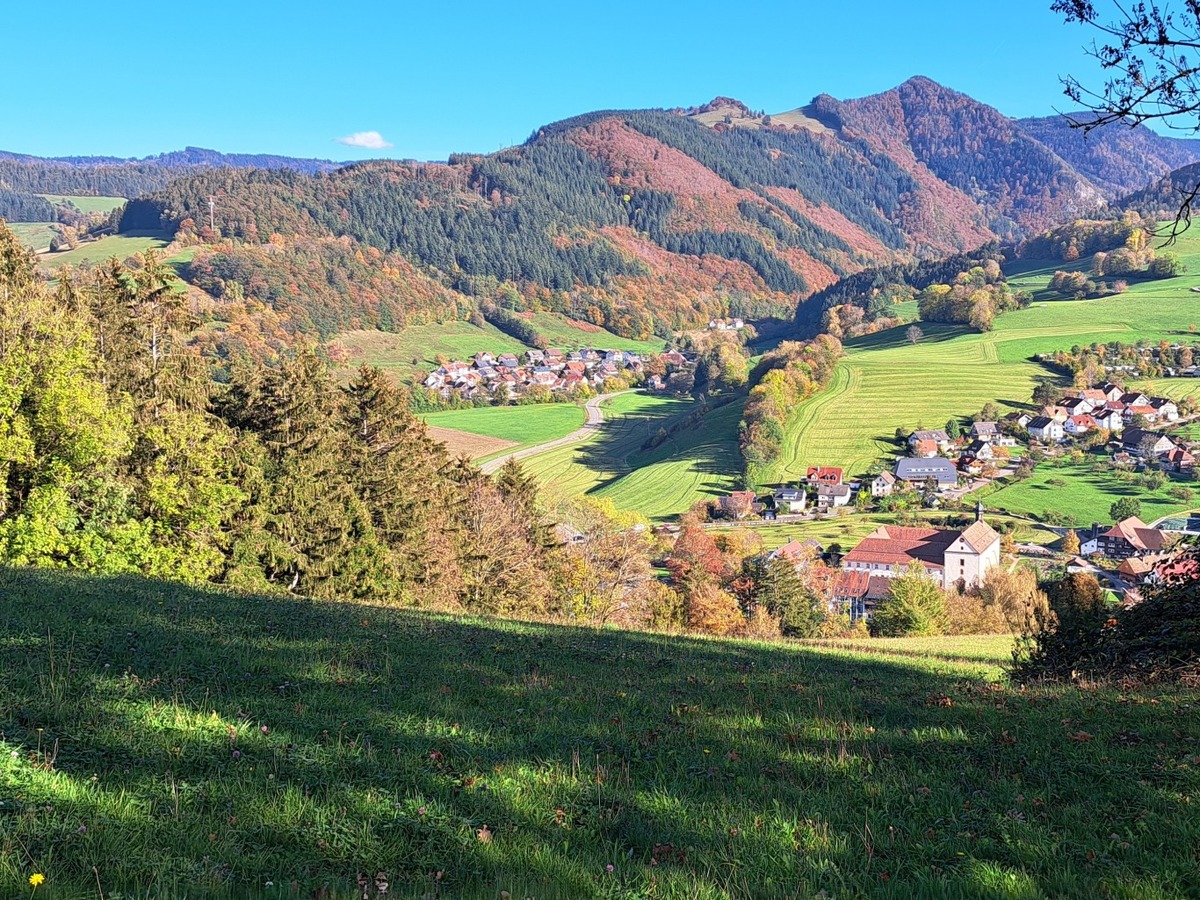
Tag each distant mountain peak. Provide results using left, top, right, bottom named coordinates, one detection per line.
left=691, top=97, right=753, bottom=115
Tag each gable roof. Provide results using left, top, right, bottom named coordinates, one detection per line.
left=1102, top=517, right=1166, bottom=553
left=807, top=466, right=843, bottom=483
left=956, top=520, right=1001, bottom=553
left=971, top=421, right=999, bottom=434
left=844, top=525, right=957, bottom=570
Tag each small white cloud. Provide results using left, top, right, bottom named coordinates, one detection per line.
left=335, top=130, right=393, bottom=150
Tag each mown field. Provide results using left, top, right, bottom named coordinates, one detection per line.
left=36, top=194, right=127, bottom=214
left=524, top=313, right=665, bottom=354
left=36, top=232, right=169, bottom=270
left=422, top=403, right=586, bottom=461
left=520, top=393, right=742, bottom=521
left=765, top=231, right=1200, bottom=495
left=2, top=569, right=1198, bottom=899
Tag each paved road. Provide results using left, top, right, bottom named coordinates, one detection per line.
left=480, top=392, right=627, bottom=475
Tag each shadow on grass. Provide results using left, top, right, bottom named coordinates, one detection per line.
left=1, top=569, right=1198, bottom=899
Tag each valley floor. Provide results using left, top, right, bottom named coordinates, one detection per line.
left=2, top=570, right=1197, bottom=899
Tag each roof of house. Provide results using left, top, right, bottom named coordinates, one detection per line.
left=1102, top=516, right=1166, bottom=553
left=1149, top=397, right=1176, bottom=409
left=895, top=458, right=958, bottom=481
left=1069, top=414, right=1097, bottom=427
left=1028, top=416, right=1058, bottom=430
left=807, top=466, right=843, bottom=482
left=774, top=488, right=805, bottom=501
left=1164, top=447, right=1196, bottom=463
left=1078, top=389, right=1108, bottom=401
left=843, top=525, right=957, bottom=570
left=775, top=538, right=824, bottom=561
left=874, top=471, right=896, bottom=484
left=833, top=570, right=894, bottom=600
left=956, top=520, right=1001, bottom=553
left=817, top=483, right=851, bottom=497
left=910, top=429, right=950, bottom=442
left=1119, top=392, right=1148, bottom=405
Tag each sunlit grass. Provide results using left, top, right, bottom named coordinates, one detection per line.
left=1, top=568, right=1198, bottom=898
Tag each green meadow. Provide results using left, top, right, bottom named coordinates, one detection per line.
left=524, top=313, right=665, bottom=354
left=36, top=194, right=127, bottom=214
left=422, top=403, right=586, bottom=458
left=520, top=392, right=742, bottom=521
left=36, top=232, right=169, bottom=270
left=765, top=231, right=1200, bottom=491
left=9, top=222, right=58, bottom=252
left=2, top=568, right=1198, bottom=899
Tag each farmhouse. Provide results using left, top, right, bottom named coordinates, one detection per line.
left=970, top=421, right=1000, bottom=442
left=1121, top=428, right=1175, bottom=457
left=1162, top=447, right=1196, bottom=473
left=841, top=515, right=1001, bottom=588
left=1081, top=516, right=1166, bottom=560
left=894, top=457, right=958, bottom=490
left=907, top=430, right=950, bottom=453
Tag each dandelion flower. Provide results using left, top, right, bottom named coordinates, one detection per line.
left=29, top=873, right=45, bottom=887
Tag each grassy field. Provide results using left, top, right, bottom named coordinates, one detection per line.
left=2, top=569, right=1198, bottom=899
left=9, top=222, right=58, bottom=252
left=422, top=403, right=586, bottom=460
left=36, top=232, right=168, bottom=270
left=36, top=195, right=127, bottom=215
left=520, top=393, right=742, bottom=521
left=983, top=458, right=1194, bottom=525
left=765, top=230, right=1200, bottom=495
left=525, top=313, right=665, bottom=354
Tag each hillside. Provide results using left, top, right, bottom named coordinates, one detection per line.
left=3, top=568, right=1198, bottom=898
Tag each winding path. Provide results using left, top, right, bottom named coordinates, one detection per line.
left=480, top=392, right=628, bottom=475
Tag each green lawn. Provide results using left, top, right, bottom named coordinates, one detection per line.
left=767, top=230, right=1200, bottom=490
left=521, top=393, right=742, bottom=521
left=36, top=194, right=127, bottom=214
left=422, top=403, right=586, bottom=457
left=37, top=232, right=168, bottom=270
left=983, top=458, right=1194, bottom=526
left=9, top=222, right=58, bottom=252
left=2, top=568, right=1198, bottom=899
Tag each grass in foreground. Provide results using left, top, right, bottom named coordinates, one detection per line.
left=1, top=569, right=1198, bottom=899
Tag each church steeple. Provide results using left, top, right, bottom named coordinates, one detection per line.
left=975, top=499, right=984, bottom=523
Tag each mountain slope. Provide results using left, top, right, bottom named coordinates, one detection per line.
left=1017, top=115, right=1200, bottom=199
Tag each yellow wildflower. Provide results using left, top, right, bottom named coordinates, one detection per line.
left=29, top=873, right=45, bottom=887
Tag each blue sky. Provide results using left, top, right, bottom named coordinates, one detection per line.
left=4, top=0, right=1115, bottom=161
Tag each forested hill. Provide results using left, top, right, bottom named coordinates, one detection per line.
left=94, top=77, right=1200, bottom=341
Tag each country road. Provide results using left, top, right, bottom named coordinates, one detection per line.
left=479, top=392, right=627, bottom=475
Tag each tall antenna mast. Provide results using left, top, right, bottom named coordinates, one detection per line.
left=208, top=195, right=215, bottom=232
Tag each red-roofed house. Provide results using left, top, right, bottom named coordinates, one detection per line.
left=1082, top=517, right=1166, bottom=560
left=841, top=517, right=1001, bottom=588
left=807, top=466, right=844, bottom=486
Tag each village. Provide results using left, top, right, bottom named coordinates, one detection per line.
left=422, top=346, right=696, bottom=402
left=706, top=379, right=1200, bottom=621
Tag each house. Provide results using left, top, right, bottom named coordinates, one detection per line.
left=964, top=439, right=994, bottom=460
left=1092, top=408, right=1124, bottom=432
left=1119, top=391, right=1150, bottom=408
left=840, top=515, right=1001, bottom=588
left=958, top=455, right=984, bottom=476
left=1041, top=405, right=1070, bottom=423
left=1112, top=451, right=1137, bottom=468
left=894, top=458, right=958, bottom=490
left=1150, top=398, right=1180, bottom=421
left=716, top=490, right=758, bottom=520
left=1063, top=397, right=1097, bottom=416
left=831, top=570, right=894, bottom=621
left=1064, top=414, right=1097, bottom=436
left=1027, top=416, right=1065, bottom=443
left=1098, top=383, right=1126, bottom=402
left=1004, top=411, right=1033, bottom=429
left=773, top=487, right=807, bottom=514
left=1117, top=553, right=1177, bottom=584
left=1162, top=446, right=1196, bottom=473
left=496, top=353, right=520, bottom=369
left=1077, top=388, right=1110, bottom=404
left=1082, top=516, right=1166, bottom=559
left=871, top=471, right=897, bottom=498
left=970, top=421, right=1000, bottom=443
left=1124, top=404, right=1160, bottom=424
left=817, top=483, right=852, bottom=509
left=1121, top=428, right=1175, bottom=457
left=908, top=430, right=951, bottom=452
left=646, top=374, right=666, bottom=392
left=807, top=466, right=844, bottom=486
left=771, top=538, right=824, bottom=564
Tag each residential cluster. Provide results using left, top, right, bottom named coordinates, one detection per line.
left=423, top=347, right=688, bottom=402
left=1021, top=383, right=1180, bottom=443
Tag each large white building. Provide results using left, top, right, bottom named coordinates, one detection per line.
left=840, top=516, right=1001, bottom=589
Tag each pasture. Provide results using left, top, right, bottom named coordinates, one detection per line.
left=524, top=312, right=665, bottom=354
left=36, top=232, right=168, bottom=270
left=765, top=230, right=1200, bottom=495
left=421, top=403, right=586, bottom=460
left=9, top=222, right=57, bottom=252
left=2, top=568, right=1198, bottom=899
left=37, top=194, right=127, bottom=214
left=520, top=393, right=742, bottom=521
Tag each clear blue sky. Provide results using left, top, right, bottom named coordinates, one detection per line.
left=4, top=0, right=1115, bottom=161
